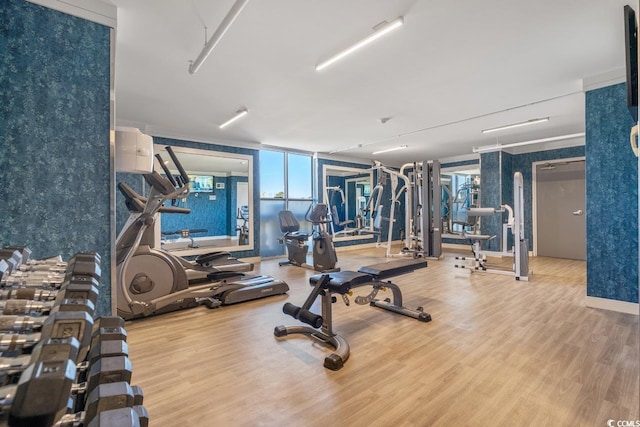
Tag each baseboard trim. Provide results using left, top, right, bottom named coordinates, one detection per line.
left=585, top=296, right=639, bottom=315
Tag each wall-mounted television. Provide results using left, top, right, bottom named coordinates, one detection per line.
left=190, top=175, right=214, bottom=192
left=624, top=5, right=638, bottom=122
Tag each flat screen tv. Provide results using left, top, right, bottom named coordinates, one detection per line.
left=625, top=5, right=638, bottom=122
left=190, top=175, right=214, bottom=192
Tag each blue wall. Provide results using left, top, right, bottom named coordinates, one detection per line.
left=441, top=159, right=479, bottom=169
left=0, top=0, right=112, bottom=315
left=479, top=152, right=502, bottom=251
left=585, top=83, right=638, bottom=303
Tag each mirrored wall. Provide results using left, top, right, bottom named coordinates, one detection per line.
left=441, top=166, right=481, bottom=236
left=322, top=165, right=376, bottom=241
left=153, top=144, right=254, bottom=256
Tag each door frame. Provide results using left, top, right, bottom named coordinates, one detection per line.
left=531, top=156, right=585, bottom=256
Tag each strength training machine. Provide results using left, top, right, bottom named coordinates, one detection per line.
left=454, top=171, right=530, bottom=281
left=372, top=161, right=442, bottom=259
left=116, top=146, right=288, bottom=319
left=274, top=258, right=431, bottom=370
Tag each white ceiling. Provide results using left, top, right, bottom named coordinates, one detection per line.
left=112, top=0, right=632, bottom=165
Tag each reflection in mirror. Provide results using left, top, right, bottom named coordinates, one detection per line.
left=322, top=165, right=375, bottom=241
left=153, top=145, right=254, bottom=256
left=440, top=167, right=480, bottom=235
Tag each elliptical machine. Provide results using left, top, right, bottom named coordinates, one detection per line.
left=116, top=146, right=289, bottom=319
left=278, top=203, right=339, bottom=272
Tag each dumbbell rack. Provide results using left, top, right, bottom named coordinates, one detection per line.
left=0, top=246, right=148, bottom=427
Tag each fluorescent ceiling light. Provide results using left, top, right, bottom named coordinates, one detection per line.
left=315, top=16, right=404, bottom=71
left=473, top=132, right=585, bottom=153
left=219, top=108, right=248, bottom=129
left=372, top=145, right=407, bottom=155
left=481, top=117, right=549, bottom=134
left=188, top=0, right=249, bottom=75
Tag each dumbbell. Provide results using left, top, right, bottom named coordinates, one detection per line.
left=0, top=261, right=9, bottom=283
left=0, top=298, right=95, bottom=333
left=7, top=356, right=134, bottom=425
left=0, top=317, right=127, bottom=383
left=1, top=318, right=134, bottom=426
left=0, top=311, right=94, bottom=360
left=53, top=394, right=149, bottom=427
left=87, top=406, right=149, bottom=427
left=0, top=286, right=98, bottom=316
left=11, top=250, right=100, bottom=274
left=0, top=337, right=81, bottom=386
left=0, top=280, right=99, bottom=305
left=2, top=253, right=101, bottom=288
left=0, top=250, right=23, bottom=276
left=2, top=248, right=32, bottom=265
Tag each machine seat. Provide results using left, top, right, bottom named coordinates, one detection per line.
left=309, top=271, right=372, bottom=294
left=309, top=258, right=427, bottom=294
left=278, top=210, right=310, bottom=241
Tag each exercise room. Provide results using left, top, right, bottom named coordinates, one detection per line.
left=1, top=0, right=639, bottom=426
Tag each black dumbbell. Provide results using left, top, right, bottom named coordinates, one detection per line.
left=85, top=406, right=148, bottom=427
left=6, top=358, right=77, bottom=427
left=0, top=337, right=80, bottom=386
left=1, top=319, right=134, bottom=426
left=0, top=311, right=94, bottom=361
left=0, top=319, right=128, bottom=385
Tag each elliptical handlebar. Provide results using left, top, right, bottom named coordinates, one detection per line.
left=165, top=146, right=190, bottom=185
left=305, top=203, right=332, bottom=225
left=155, top=154, right=178, bottom=187
left=148, top=147, right=191, bottom=200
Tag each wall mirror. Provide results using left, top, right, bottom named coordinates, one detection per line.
left=153, top=144, right=254, bottom=255
left=440, top=166, right=481, bottom=236
left=322, top=165, right=376, bottom=241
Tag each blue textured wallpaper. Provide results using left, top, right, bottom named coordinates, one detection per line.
left=585, top=83, right=638, bottom=303
left=441, top=159, right=480, bottom=169
left=152, top=137, right=260, bottom=258
left=162, top=178, right=225, bottom=236
left=501, top=152, right=515, bottom=250
left=479, top=152, right=502, bottom=251
left=0, top=0, right=112, bottom=315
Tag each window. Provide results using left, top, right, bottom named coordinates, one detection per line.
left=259, top=150, right=313, bottom=257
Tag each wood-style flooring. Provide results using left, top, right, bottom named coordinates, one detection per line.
left=124, top=246, right=639, bottom=426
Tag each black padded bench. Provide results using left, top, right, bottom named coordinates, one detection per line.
left=274, top=258, right=431, bottom=370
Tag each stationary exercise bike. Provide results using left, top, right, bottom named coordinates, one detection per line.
left=278, top=203, right=339, bottom=272
left=116, top=146, right=289, bottom=319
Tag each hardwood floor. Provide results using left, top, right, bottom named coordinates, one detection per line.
left=124, top=247, right=639, bottom=426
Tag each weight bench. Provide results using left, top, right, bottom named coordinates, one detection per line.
left=274, top=258, right=431, bottom=370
